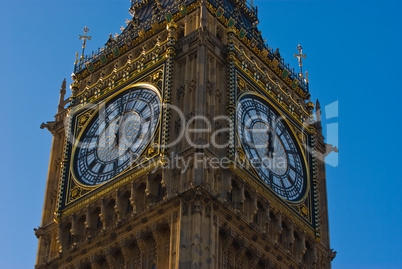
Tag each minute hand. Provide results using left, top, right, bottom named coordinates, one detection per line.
left=267, top=125, right=276, bottom=158
left=114, top=119, right=120, bottom=147
left=115, top=90, right=133, bottom=148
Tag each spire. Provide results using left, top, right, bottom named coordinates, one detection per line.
left=315, top=99, right=321, bottom=123
left=58, top=78, right=67, bottom=112
left=314, top=99, right=323, bottom=133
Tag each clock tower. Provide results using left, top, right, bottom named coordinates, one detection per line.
left=36, top=0, right=336, bottom=268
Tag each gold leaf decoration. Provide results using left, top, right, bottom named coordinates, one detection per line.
left=301, top=205, right=309, bottom=217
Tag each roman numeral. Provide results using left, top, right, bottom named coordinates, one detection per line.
left=286, top=149, right=298, bottom=155
left=98, top=164, right=106, bottom=174
left=269, top=172, right=274, bottom=186
left=113, top=161, right=118, bottom=177
left=289, top=164, right=299, bottom=173
left=88, top=159, right=97, bottom=170
left=144, top=116, right=151, bottom=123
left=287, top=174, right=294, bottom=186
left=280, top=179, right=289, bottom=199
left=139, top=104, right=147, bottom=114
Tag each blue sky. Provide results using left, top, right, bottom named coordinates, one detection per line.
left=0, top=0, right=401, bottom=268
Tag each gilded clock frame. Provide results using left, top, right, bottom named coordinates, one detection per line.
left=56, top=64, right=168, bottom=219
left=69, top=83, right=162, bottom=188
left=231, top=68, right=318, bottom=234
left=235, top=91, right=311, bottom=204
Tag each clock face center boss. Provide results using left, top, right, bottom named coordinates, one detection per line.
left=71, top=85, right=161, bottom=186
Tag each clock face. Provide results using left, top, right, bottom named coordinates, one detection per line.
left=72, top=86, right=161, bottom=186
left=236, top=95, right=307, bottom=202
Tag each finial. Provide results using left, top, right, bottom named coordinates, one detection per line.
left=315, top=99, right=321, bottom=111
left=61, top=78, right=66, bottom=93
left=306, top=100, right=315, bottom=114
left=274, top=48, right=281, bottom=60
left=78, top=26, right=92, bottom=62
left=306, top=100, right=315, bottom=124
left=129, top=1, right=138, bottom=18
left=294, top=44, right=306, bottom=79
left=315, top=99, right=322, bottom=123
left=58, top=79, right=67, bottom=112
left=74, top=52, right=79, bottom=65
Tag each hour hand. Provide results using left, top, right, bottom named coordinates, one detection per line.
left=114, top=130, right=120, bottom=147
left=267, top=130, right=275, bottom=158
left=114, top=118, right=121, bottom=147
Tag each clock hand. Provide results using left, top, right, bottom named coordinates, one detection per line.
left=114, top=119, right=120, bottom=147
left=115, top=89, right=134, bottom=149
left=123, top=89, right=133, bottom=113
left=267, top=130, right=274, bottom=158
left=267, top=131, right=273, bottom=158
left=271, top=130, right=276, bottom=155
left=266, top=126, right=276, bottom=158
left=271, top=120, right=278, bottom=156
